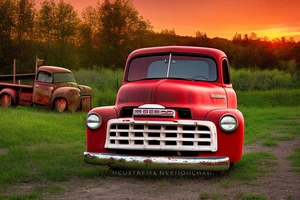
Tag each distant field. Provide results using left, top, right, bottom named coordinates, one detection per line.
left=0, top=89, right=299, bottom=199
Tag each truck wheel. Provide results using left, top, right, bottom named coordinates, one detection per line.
left=54, top=98, right=67, bottom=112
left=0, top=93, right=12, bottom=107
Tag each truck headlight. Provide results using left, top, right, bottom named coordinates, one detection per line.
left=86, top=113, right=102, bottom=129
left=220, top=115, right=238, bottom=132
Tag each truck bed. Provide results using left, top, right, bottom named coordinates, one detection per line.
left=0, top=81, right=34, bottom=106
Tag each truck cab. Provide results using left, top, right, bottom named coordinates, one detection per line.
left=84, top=46, right=244, bottom=171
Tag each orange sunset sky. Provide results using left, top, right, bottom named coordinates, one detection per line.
left=34, top=0, right=300, bottom=41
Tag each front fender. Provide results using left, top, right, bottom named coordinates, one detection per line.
left=52, top=87, right=81, bottom=112
left=78, top=85, right=92, bottom=96
left=205, top=109, right=244, bottom=162
left=86, top=106, right=118, bottom=152
left=0, top=88, right=18, bottom=105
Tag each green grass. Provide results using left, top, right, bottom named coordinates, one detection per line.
left=0, top=107, right=105, bottom=198
left=235, top=190, right=266, bottom=200
left=237, top=89, right=300, bottom=107
left=288, top=148, right=300, bottom=172
left=199, top=191, right=225, bottom=200
left=228, top=152, right=277, bottom=182
left=239, top=106, right=300, bottom=145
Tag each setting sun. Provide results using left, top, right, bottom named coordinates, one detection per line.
left=251, top=26, right=300, bottom=41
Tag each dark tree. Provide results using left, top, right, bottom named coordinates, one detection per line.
left=81, top=0, right=153, bottom=68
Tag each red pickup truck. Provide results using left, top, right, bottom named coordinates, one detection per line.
left=0, top=66, right=92, bottom=112
left=84, top=46, right=244, bottom=171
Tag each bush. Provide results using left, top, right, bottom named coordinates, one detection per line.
left=73, top=67, right=123, bottom=107
left=232, top=68, right=299, bottom=91
left=231, top=69, right=255, bottom=90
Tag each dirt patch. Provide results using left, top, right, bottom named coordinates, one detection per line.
left=245, top=138, right=300, bottom=199
left=0, top=148, right=8, bottom=155
left=46, top=138, right=300, bottom=200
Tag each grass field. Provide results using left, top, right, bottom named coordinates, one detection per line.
left=0, top=89, right=299, bottom=199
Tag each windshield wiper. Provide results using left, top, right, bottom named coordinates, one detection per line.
left=135, top=77, right=163, bottom=81
left=134, top=76, right=208, bottom=82
left=166, top=77, right=196, bottom=81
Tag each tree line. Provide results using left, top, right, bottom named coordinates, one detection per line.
left=1, top=0, right=300, bottom=78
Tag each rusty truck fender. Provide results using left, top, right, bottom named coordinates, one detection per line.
left=52, top=87, right=81, bottom=112
left=0, top=88, right=18, bottom=105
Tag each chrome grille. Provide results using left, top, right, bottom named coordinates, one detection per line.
left=105, top=119, right=217, bottom=152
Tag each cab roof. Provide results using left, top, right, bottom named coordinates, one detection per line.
left=127, top=46, right=227, bottom=62
left=38, top=66, right=72, bottom=74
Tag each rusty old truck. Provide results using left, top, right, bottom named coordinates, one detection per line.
left=0, top=66, right=92, bottom=112
left=84, top=46, right=244, bottom=171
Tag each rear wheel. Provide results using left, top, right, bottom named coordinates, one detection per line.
left=0, top=93, right=12, bottom=107
left=54, top=98, right=67, bottom=112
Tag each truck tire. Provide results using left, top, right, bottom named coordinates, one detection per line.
left=0, top=93, right=12, bottom=107
left=54, top=98, right=67, bottom=112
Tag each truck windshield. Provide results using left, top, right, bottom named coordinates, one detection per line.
left=127, top=54, right=217, bottom=82
left=53, top=72, right=76, bottom=83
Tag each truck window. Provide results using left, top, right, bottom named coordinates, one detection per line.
left=53, top=72, right=76, bottom=83
left=222, top=59, right=231, bottom=84
left=37, top=71, right=52, bottom=83
left=127, top=54, right=217, bottom=82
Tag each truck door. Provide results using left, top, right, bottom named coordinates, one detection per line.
left=32, top=71, right=53, bottom=106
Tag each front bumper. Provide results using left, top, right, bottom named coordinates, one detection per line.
left=84, top=152, right=230, bottom=171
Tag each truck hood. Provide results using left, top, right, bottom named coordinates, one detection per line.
left=115, top=79, right=228, bottom=119
left=79, top=85, right=92, bottom=96
left=55, top=83, right=92, bottom=96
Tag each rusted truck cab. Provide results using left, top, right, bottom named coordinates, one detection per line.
left=33, top=66, right=92, bottom=112
left=84, top=46, right=244, bottom=171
